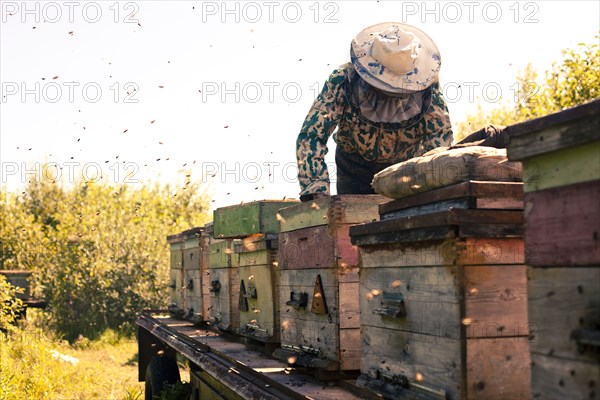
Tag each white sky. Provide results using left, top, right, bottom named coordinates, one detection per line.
left=1, top=0, right=599, bottom=210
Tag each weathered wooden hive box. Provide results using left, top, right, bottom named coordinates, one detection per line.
left=212, top=200, right=298, bottom=339
left=507, top=99, right=600, bottom=400
left=205, top=221, right=240, bottom=332
left=273, top=195, right=385, bottom=372
left=350, top=181, right=530, bottom=400
left=167, top=232, right=185, bottom=315
left=181, top=227, right=206, bottom=323
left=234, top=233, right=280, bottom=344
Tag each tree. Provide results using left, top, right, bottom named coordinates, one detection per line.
left=0, top=173, right=211, bottom=340
left=456, top=36, right=599, bottom=141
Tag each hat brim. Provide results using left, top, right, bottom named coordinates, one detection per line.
left=351, top=22, right=441, bottom=93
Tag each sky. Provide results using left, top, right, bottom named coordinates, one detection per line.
left=1, top=0, right=599, bottom=210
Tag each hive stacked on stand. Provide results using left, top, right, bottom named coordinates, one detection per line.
left=211, top=200, right=298, bottom=340
left=273, top=195, right=385, bottom=373
left=205, top=221, right=240, bottom=332
left=167, top=232, right=185, bottom=316
left=507, top=99, right=600, bottom=400
left=234, top=233, right=280, bottom=345
left=181, top=227, right=206, bottom=323
left=350, top=148, right=530, bottom=399
left=166, top=227, right=208, bottom=322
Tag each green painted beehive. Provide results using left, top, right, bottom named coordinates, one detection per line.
left=213, top=200, right=298, bottom=238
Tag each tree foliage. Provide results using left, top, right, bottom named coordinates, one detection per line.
left=0, top=275, right=24, bottom=332
left=456, top=36, right=600, bottom=140
left=0, top=175, right=210, bottom=340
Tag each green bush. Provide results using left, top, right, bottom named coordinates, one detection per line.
left=0, top=176, right=210, bottom=340
left=0, top=275, right=24, bottom=331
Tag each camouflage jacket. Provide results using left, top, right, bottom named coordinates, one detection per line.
left=296, top=63, right=453, bottom=196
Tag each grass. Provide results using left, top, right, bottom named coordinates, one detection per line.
left=0, top=313, right=145, bottom=400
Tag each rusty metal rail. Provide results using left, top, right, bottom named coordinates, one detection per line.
left=136, top=311, right=370, bottom=400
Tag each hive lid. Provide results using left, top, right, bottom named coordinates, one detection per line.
left=507, top=98, right=600, bottom=161
left=349, top=208, right=524, bottom=246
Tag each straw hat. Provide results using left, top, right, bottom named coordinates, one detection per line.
left=351, top=22, right=441, bottom=93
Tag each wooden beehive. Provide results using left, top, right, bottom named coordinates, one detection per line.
left=207, top=226, right=240, bottom=332
left=234, top=234, right=280, bottom=344
left=181, top=227, right=205, bottom=323
left=273, top=195, right=385, bottom=372
left=507, top=99, right=600, bottom=400
left=167, top=232, right=184, bottom=315
left=0, top=270, right=32, bottom=300
left=213, top=200, right=298, bottom=239
left=350, top=181, right=530, bottom=400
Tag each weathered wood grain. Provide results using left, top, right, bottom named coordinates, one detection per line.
left=278, top=195, right=384, bottom=233
left=238, top=263, right=280, bottom=342
left=208, top=267, right=240, bottom=332
left=474, top=197, right=523, bottom=209
left=360, top=330, right=532, bottom=400
left=465, top=337, right=531, bottom=400
left=279, top=269, right=339, bottom=325
left=201, top=234, right=212, bottom=319
left=183, top=244, right=201, bottom=271
left=168, top=234, right=184, bottom=270
left=457, top=223, right=524, bottom=239
left=352, top=226, right=458, bottom=246
left=213, top=200, right=298, bottom=238
left=463, top=265, right=529, bottom=337
left=278, top=225, right=362, bottom=283
left=279, top=316, right=340, bottom=367
left=361, top=325, right=463, bottom=400
left=507, top=99, right=600, bottom=160
left=184, top=268, right=203, bottom=317
left=278, top=268, right=363, bottom=370
left=528, top=266, right=600, bottom=363
left=457, top=238, right=525, bottom=266
left=339, top=328, right=361, bottom=371
left=350, top=209, right=524, bottom=238
left=523, top=141, right=600, bottom=192
left=524, top=180, right=600, bottom=266
left=279, top=225, right=336, bottom=269
left=333, top=224, right=361, bottom=275
left=169, top=268, right=184, bottom=309
left=530, top=353, right=599, bottom=400
left=359, top=266, right=461, bottom=339
left=379, top=181, right=524, bottom=217
left=208, top=240, right=239, bottom=269
left=179, top=228, right=205, bottom=320
left=338, top=282, right=360, bottom=329
left=360, top=240, right=458, bottom=268
left=237, top=248, right=276, bottom=268
left=381, top=198, right=473, bottom=220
